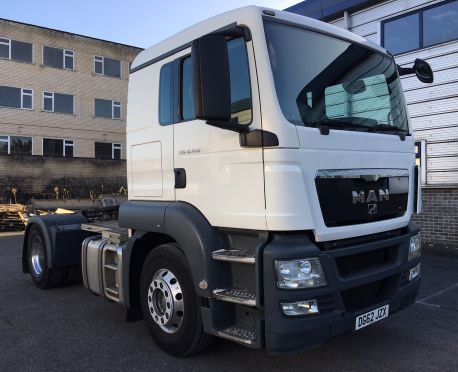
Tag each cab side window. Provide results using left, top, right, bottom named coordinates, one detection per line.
left=227, top=37, right=252, bottom=124
left=159, top=62, right=174, bottom=125
left=181, top=56, right=196, bottom=120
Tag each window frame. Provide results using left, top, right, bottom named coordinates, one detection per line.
left=94, top=98, right=122, bottom=119
left=382, top=0, right=458, bottom=55
left=63, top=49, right=74, bottom=70
left=42, top=91, right=74, bottom=114
left=21, top=88, right=33, bottom=110
left=42, top=46, right=75, bottom=70
left=0, top=37, right=33, bottom=63
left=112, top=143, right=122, bottom=160
left=0, top=86, right=33, bottom=110
left=42, top=137, right=74, bottom=157
left=0, top=134, right=33, bottom=155
left=94, top=142, right=122, bottom=160
left=0, top=38, right=11, bottom=60
left=93, top=55, right=122, bottom=78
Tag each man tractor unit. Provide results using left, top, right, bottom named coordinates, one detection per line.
left=22, top=6, right=432, bottom=357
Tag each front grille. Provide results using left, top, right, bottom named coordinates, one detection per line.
left=318, top=228, right=405, bottom=250
left=341, top=275, right=399, bottom=312
left=335, top=245, right=398, bottom=278
left=315, top=174, right=408, bottom=227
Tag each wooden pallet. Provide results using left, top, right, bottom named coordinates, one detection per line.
left=0, top=204, right=27, bottom=231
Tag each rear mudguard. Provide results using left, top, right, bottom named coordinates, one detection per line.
left=22, top=213, right=92, bottom=273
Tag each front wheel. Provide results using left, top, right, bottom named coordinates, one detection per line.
left=140, top=243, right=213, bottom=357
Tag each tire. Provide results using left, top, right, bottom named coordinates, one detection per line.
left=140, top=243, right=213, bottom=357
left=63, top=264, right=83, bottom=285
left=27, top=225, right=68, bottom=289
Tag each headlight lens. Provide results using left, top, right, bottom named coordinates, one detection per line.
left=274, top=258, right=327, bottom=289
left=408, top=234, right=421, bottom=261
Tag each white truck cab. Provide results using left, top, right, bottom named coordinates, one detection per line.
left=23, top=6, right=431, bottom=357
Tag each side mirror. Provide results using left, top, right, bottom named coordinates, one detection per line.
left=191, top=33, right=249, bottom=133
left=192, top=34, right=231, bottom=122
left=397, top=58, right=433, bottom=84
left=413, top=58, right=434, bottom=84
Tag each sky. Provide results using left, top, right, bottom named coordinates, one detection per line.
left=2, top=0, right=300, bottom=49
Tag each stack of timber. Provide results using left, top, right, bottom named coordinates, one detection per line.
left=0, top=204, right=27, bottom=231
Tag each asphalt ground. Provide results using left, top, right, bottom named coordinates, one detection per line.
left=0, top=232, right=457, bottom=371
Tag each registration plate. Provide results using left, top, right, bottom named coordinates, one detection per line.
left=355, top=304, right=389, bottom=330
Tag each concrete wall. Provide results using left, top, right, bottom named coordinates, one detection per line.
left=0, top=154, right=126, bottom=203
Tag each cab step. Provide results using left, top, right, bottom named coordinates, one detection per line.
left=212, top=288, right=256, bottom=306
left=212, top=249, right=255, bottom=264
left=216, top=326, right=256, bottom=345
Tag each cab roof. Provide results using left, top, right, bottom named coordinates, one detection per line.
left=130, top=5, right=387, bottom=73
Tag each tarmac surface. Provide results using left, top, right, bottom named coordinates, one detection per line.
left=0, top=232, right=457, bottom=371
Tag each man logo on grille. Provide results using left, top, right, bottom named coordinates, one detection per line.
left=368, top=203, right=378, bottom=215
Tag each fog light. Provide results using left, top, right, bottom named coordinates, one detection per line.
left=409, top=263, right=421, bottom=281
left=408, top=234, right=421, bottom=261
left=275, top=258, right=327, bottom=289
left=281, top=299, right=319, bottom=316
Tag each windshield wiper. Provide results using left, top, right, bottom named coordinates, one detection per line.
left=308, top=118, right=407, bottom=140
left=308, top=118, right=374, bottom=135
left=371, top=124, right=408, bottom=140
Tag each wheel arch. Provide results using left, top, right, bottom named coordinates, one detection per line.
left=120, top=201, right=224, bottom=305
left=22, top=213, right=89, bottom=273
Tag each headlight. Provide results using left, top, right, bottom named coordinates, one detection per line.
left=274, top=258, right=327, bottom=289
left=408, top=234, right=421, bottom=261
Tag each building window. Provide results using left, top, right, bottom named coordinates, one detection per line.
left=94, top=55, right=121, bottom=78
left=0, top=136, right=8, bottom=154
left=112, top=143, right=121, bottom=160
left=95, top=142, right=121, bottom=160
left=43, top=138, right=74, bottom=157
left=159, top=62, right=174, bottom=125
left=94, top=98, right=121, bottom=119
left=0, top=135, right=32, bottom=155
left=42, top=92, right=74, bottom=114
left=383, top=0, right=458, bottom=54
left=0, top=37, right=33, bottom=63
left=0, top=86, right=33, bottom=109
left=423, top=1, right=458, bottom=47
left=43, top=46, right=74, bottom=70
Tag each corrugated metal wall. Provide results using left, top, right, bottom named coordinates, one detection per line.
left=328, top=0, right=458, bottom=186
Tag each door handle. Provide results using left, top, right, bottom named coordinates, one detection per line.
left=174, top=168, right=186, bottom=189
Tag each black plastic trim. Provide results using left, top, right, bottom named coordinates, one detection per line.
left=240, top=129, right=279, bottom=147
left=261, top=221, right=421, bottom=354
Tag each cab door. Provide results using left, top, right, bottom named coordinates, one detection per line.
left=173, top=36, right=266, bottom=230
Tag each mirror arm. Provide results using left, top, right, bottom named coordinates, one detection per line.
left=206, top=120, right=250, bottom=133
left=397, top=64, right=414, bottom=76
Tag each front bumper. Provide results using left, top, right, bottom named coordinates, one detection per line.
left=262, top=221, right=421, bottom=354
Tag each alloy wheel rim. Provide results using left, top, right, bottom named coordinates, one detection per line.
left=148, top=268, right=184, bottom=333
left=30, top=235, right=44, bottom=275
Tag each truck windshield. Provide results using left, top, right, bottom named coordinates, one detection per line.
left=264, top=21, right=409, bottom=134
